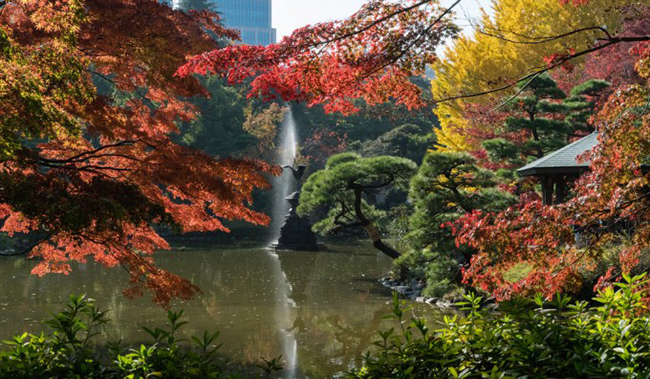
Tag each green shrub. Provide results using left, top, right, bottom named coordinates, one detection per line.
left=350, top=274, right=650, bottom=378
left=0, top=295, right=282, bottom=378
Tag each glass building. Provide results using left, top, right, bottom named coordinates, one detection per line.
left=166, top=0, right=276, bottom=46
left=213, top=0, right=276, bottom=46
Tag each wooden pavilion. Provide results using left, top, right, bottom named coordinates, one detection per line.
left=517, top=133, right=598, bottom=205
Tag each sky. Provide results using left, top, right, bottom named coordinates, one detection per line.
left=272, top=0, right=492, bottom=41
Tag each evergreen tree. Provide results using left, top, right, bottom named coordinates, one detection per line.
left=503, top=75, right=570, bottom=160
left=397, top=152, right=516, bottom=297
left=482, top=76, right=610, bottom=169
left=358, top=124, right=435, bottom=164
left=299, top=153, right=417, bottom=259
left=564, top=79, right=611, bottom=135
left=177, top=77, right=257, bottom=158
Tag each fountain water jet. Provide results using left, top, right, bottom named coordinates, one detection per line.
left=269, top=108, right=321, bottom=251
left=269, top=108, right=298, bottom=244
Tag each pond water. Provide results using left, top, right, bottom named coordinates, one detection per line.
left=0, top=243, right=447, bottom=377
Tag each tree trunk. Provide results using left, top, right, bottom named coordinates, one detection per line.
left=353, top=188, right=401, bottom=259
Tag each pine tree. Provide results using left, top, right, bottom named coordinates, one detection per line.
left=563, top=79, right=611, bottom=135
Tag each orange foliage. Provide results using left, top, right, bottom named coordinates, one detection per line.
left=0, top=0, right=278, bottom=307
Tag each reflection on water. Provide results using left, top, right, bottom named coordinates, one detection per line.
left=268, top=251, right=298, bottom=377
left=0, top=243, right=449, bottom=377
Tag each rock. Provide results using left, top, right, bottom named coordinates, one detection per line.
left=411, top=280, right=425, bottom=291
left=436, top=300, right=453, bottom=308
left=415, top=297, right=427, bottom=303
left=408, top=291, right=421, bottom=300
left=393, top=286, right=411, bottom=295
left=425, top=297, right=439, bottom=305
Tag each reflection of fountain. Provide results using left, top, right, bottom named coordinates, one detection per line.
left=268, top=251, right=299, bottom=377
left=269, top=108, right=322, bottom=251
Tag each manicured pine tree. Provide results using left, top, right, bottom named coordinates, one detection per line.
left=563, top=79, right=611, bottom=135
left=500, top=75, right=570, bottom=161
left=399, top=151, right=516, bottom=297
left=482, top=76, right=610, bottom=168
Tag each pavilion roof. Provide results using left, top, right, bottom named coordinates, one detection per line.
left=517, top=133, right=598, bottom=176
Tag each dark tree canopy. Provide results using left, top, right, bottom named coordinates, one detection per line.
left=299, top=153, right=417, bottom=259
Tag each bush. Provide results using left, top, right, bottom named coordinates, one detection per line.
left=0, top=295, right=282, bottom=378
left=350, top=274, right=650, bottom=378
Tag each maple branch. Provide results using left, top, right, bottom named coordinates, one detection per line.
left=76, top=165, right=133, bottom=172
left=37, top=140, right=140, bottom=165
left=308, top=0, right=442, bottom=48
left=366, top=0, right=461, bottom=76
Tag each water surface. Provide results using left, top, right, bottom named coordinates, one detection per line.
left=0, top=243, right=445, bottom=377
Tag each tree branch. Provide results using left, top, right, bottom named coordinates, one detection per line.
left=433, top=35, right=650, bottom=105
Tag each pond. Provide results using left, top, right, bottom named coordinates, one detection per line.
left=0, top=243, right=447, bottom=377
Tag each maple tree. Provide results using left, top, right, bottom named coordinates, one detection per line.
left=0, top=0, right=278, bottom=306
left=176, top=0, right=461, bottom=115
left=452, top=50, right=650, bottom=300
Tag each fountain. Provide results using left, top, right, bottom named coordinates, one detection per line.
left=270, top=163, right=321, bottom=251
left=269, top=108, right=322, bottom=251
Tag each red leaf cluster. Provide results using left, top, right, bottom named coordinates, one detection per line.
left=453, top=50, right=650, bottom=300
left=176, top=0, right=459, bottom=115
left=0, top=0, right=279, bottom=306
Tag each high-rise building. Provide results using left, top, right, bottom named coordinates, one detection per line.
left=213, top=0, right=276, bottom=46
left=167, top=0, right=276, bottom=46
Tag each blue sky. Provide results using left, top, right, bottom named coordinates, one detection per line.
left=273, top=0, right=492, bottom=41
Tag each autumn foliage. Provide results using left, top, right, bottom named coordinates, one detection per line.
left=453, top=48, right=650, bottom=301
left=176, top=0, right=460, bottom=115
left=0, top=0, right=278, bottom=306
left=1, top=0, right=648, bottom=307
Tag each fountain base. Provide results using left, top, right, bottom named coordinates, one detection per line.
left=270, top=191, right=323, bottom=251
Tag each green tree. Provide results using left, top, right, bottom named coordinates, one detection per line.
left=359, top=124, right=435, bottom=164
left=398, top=151, right=516, bottom=297
left=482, top=76, right=611, bottom=167
left=298, top=153, right=417, bottom=259
left=563, top=79, right=611, bottom=135
left=491, top=74, right=571, bottom=161
left=177, top=76, right=257, bottom=158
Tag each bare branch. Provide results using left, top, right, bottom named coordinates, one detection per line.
left=477, top=25, right=613, bottom=45
left=433, top=35, right=650, bottom=105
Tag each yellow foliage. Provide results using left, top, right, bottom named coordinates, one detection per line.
left=432, top=0, right=635, bottom=151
